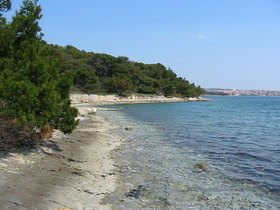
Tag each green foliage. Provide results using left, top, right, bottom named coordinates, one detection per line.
left=0, top=0, right=78, bottom=134
left=74, top=64, right=99, bottom=93
left=48, top=45, right=205, bottom=97
left=138, top=85, right=156, bottom=94
left=205, top=91, right=229, bottom=96
left=163, top=82, right=175, bottom=96
left=0, top=0, right=11, bottom=15
left=0, top=0, right=204, bottom=146
left=108, top=77, right=133, bottom=95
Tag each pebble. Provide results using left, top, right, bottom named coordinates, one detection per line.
left=125, top=126, right=133, bottom=131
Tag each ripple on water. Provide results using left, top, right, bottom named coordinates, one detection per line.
left=100, top=97, right=280, bottom=208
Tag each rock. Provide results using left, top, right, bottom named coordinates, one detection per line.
left=86, top=108, right=97, bottom=115
left=78, top=108, right=97, bottom=117
left=125, top=185, right=145, bottom=199
left=97, top=107, right=122, bottom=111
left=194, top=162, right=208, bottom=170
left=125, top=126, right=133, bottom=131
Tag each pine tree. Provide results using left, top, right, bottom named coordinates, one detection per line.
left=0, top=0, right=11, bottom=15
left=109, top=77, right=133, bottom=95
left=0, top=0, right=78, bottom=134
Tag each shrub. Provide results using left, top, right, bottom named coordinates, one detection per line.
left=0, top=0, right=78, bottom=141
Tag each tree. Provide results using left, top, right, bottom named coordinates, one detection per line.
left=108, top=77, right=133, bottom=95
left=0, top=0, right=11, bottom=15
left=39, top=33, right=205, bottom=98
left=163, top=82, right=175, bottom=96
left=74, top=65, right=99, bottom=93
left=0, top=0, right=78, bottom=134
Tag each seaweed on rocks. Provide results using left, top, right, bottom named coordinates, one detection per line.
left=125, top=185, right=145, bottom=199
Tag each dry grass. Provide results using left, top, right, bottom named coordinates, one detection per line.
left=0, top=117, right=52, bottom=150
left=40, top=125, right=54, bottom=139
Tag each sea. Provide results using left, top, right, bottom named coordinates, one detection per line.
left=100, top=96, right=280, bottom=209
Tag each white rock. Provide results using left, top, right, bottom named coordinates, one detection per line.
left=78, top=107, right=97, bottom=117
left=125, top=126, right=133, bottom=131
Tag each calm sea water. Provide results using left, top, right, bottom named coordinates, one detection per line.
left=101, top=97, right=280, bottom=209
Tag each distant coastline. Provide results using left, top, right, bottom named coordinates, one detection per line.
left=205, top=89, right=280, bottom=97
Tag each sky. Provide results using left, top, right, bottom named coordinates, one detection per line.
left=5, top=0, right=280, bottom=90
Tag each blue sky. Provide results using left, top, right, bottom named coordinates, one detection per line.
left=5, top=0, right=280, bottom=90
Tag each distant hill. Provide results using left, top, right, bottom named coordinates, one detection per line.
left=205, top=89, right=280, bottom=96
left=47, top=44, right=205, bottom=97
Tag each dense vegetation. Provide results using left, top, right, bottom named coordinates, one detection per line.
left=0, top=0, right=204, bottom=148
left=49, top=44, right=205, bottom=97
left=205, top=91, right=229, bottom=96
left=0, top=0, right=78, bottom=148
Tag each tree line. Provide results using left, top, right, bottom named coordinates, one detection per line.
left=49, top=44, right=205, bottom=97
left=0, top=0, right=205, bottom=148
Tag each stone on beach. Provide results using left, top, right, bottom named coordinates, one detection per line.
left=125, top=126, right=133, bottom=131
left=194, top=162, right=208, bottom=170
left=70, top=94, right=208, bottom=105
left=78, top=108, right=97, bottom=117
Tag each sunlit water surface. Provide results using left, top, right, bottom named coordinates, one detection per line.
left=100, top=97, right=280, bottom=209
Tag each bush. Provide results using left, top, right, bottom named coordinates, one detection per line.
left=0, top=0, right=78, bottom=138
left=0, top=117, right=40, bottom=150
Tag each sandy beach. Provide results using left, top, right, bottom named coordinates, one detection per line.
left=0, top=94, right=208, bottom=209
left=0, top=104, right=124, bottom=209
left=1, top=96, right=279, bottom=209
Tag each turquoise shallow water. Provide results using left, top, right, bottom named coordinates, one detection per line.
left=101, top=97, right=280, bottom=208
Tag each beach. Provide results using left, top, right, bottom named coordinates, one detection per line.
left=99, top=96, right=280, bottom=209
left=0, top=103, right=124, bottom=209
left=0, top=94, right=204, bottom=209
left=1, top=95, right=278, bottom=209
left=71, top=93, right=208, bottom=105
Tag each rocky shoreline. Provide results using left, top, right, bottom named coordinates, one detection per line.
left=71, top=94, right=209, bottom=105
left=0, top=95, right=208, bottom=209
left=0, top=106, right=123, bottom=209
